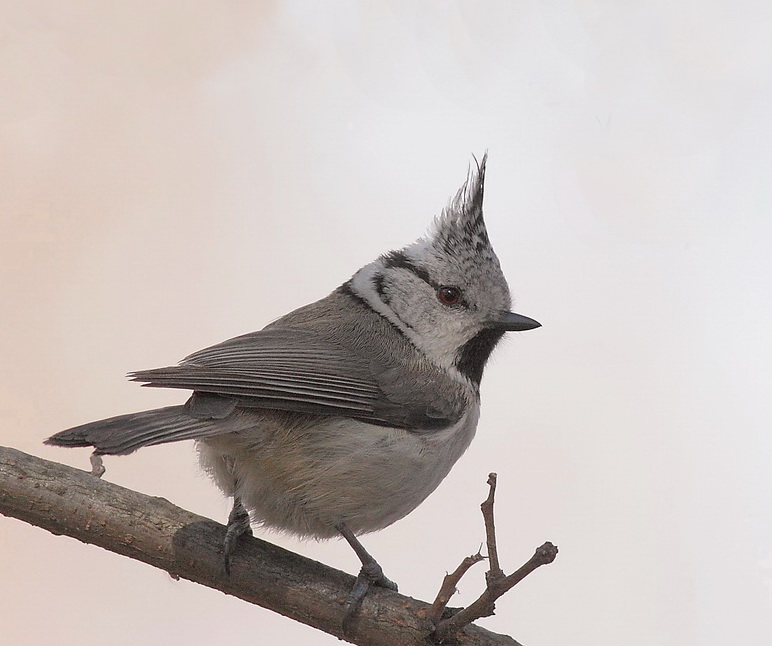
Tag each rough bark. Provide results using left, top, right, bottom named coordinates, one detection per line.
left=0, top=446, right=523, bottom=646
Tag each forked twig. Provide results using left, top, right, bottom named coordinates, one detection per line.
left=426, top=552, right=485, bottom=627
left=431, top=473, right=558, bottom=642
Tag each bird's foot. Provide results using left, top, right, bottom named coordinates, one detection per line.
left=223, top=499, right=252, bottom=576
left=89, top=453, right=105, bottom=477
left=336, top=522, right=398, bottom=631
left=343, top=560, right=398, bottom=632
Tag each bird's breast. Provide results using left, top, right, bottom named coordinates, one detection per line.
left=197, top=402, right=480, bottom=538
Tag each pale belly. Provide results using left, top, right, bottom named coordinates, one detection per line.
left=197, top=405, right=479, bottom=538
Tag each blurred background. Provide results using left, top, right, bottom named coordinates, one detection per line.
left=2, top=2, right=771, bottom=644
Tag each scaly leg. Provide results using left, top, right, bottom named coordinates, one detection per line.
left=223, top=497, right=252, bottom=575
left=336, top=522, right=398, bottom=628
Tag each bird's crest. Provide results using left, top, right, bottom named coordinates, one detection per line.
left=426, top=153, right=498, bottom=265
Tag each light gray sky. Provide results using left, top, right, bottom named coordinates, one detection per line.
left=2, top=2, right=771, bottom=644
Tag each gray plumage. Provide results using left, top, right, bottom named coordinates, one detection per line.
left=130, top=293, right=468, bottom=432
left=46, top=153, right=539, bottom=545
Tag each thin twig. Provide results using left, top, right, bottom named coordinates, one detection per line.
left=434, top=543, right=557, bottom=641
left=433, top=473, right=559, bottom=642
left=426, top=552, right=485, bottom=627
left=498, top=542, right=558, bottom=594
left=481, top=473, right=504, bottom=583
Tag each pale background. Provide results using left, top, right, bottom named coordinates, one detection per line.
left=2, top=2, right=771, bottom=645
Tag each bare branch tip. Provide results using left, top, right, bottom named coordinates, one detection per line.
left=535, top=542, right=559, bottom=564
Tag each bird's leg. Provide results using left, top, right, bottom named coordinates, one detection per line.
left=223, top=497, right=252, bottom=576
left=89, top=452, right=105, bottom=477
left=336, top=522, right=398, bottom=626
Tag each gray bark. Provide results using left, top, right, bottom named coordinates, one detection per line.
left=0, top=446, right=521, bottom=646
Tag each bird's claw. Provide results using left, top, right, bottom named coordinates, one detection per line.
left=223, top=500, right=252, bottom=576
left=342, top=562, right=398, bottom=632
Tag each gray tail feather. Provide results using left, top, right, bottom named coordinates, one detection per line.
left=45, top=406, right=232, bottom=456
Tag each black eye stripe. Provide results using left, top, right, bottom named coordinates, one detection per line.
left=372, top=273, right=389, bottom=301
left=381, top=251, right=470, bottom=308
left=381, top=250, right=438, bottom=289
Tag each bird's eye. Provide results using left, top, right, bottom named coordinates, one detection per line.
left=437, top=286, right=462, bottom=306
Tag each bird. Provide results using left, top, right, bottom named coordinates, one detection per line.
left=46, top=154, right=540, bottom=620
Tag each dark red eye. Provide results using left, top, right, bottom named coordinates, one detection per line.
left=437, top=286, right=461, bottom=306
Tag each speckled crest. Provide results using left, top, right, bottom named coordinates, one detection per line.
left=428, top=152, right=500, bottom=269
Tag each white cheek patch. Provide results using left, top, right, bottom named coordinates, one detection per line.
left=350, top=261, right=415, bottom=338
left=349, top=262, right=474, bottom=388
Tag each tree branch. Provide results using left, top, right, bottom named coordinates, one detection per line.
left=427, top=551, right=485, bottom=627
left=432, top=474, right=559, bottom=641
left=481, top=473, right=504, bottom=582
left=0, top=446, right=527, bottom=646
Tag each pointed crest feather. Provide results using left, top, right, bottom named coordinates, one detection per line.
left=428, top=152, right=496, bottom=261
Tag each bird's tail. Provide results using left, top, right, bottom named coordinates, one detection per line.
left=45, top=405, right=235, bottom=456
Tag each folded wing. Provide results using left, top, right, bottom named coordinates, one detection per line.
left=130, top=327, right=461, bottom=431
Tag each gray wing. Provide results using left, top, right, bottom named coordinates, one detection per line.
left=129, top=327, right=463, bottom=431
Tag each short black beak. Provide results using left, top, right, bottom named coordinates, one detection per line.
left=494, top=311, right=541, bottom=332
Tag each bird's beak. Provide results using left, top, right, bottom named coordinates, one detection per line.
left=493, top=311, right=541, bottom=331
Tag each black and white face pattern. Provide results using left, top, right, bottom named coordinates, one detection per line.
left=347, top=155, right=514, bottom=385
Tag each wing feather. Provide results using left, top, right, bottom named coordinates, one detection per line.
left=130, top=328, right=400, bottom=424
left=129, top=323, right=466, bottom=431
